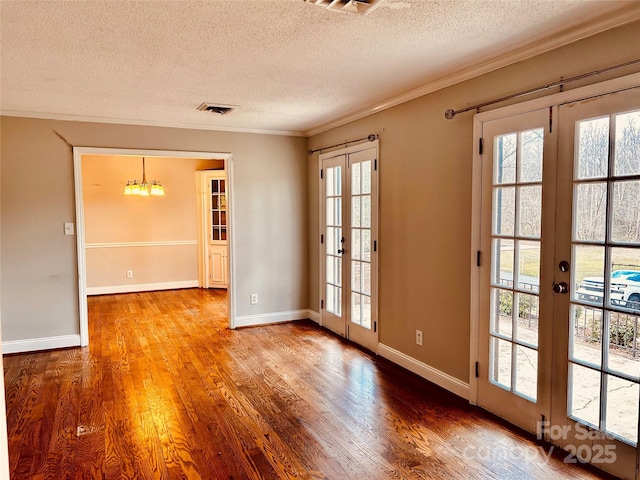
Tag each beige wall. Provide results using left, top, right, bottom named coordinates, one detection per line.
left=307, top=21, right=640, bottom=383
left=1, top=118, right=308, bottom=342
left=82, top=155, right=223, bottom=290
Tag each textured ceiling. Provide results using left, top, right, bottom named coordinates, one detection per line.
left=1, top=0, right=638, bottom=136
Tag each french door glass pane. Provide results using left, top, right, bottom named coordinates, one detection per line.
left=515, top=293, right=538, bottom=347
left=576, top=117, right=609, bottom=179
left=611, top=180, right=640, bottom=243
left=614, top=110, right=640, bottom=177
left=517, top=240, right=540, bottom=293
left=494, top=133, right=516, bottom=183
left=607, top=311, right=640, bottom=380
left=493, top=187, right=515, bottom=235
left=492, top=238, right=514, bottom=286
left=605, top=375, right=639, bottom=444
left=491, top=288, right=513, bottom=339
left=517, top=185, right=541, bottom=237
left=573, top=245, right=605, bottom=307
left=570, top=305, right=602, bottom=367
left=569, top=363, right=601, bottom=428
left=574, top=182, right=607, bottom=242
left=515, top=345, right=538, bottom=401
left=519, top=128, right=544, bottom=182
left=490, top=337, right=512, bottom=389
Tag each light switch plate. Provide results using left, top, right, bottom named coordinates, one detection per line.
left=64, top=222, right=75, bottom=235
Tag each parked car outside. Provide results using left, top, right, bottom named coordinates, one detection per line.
left=576, top=270, right=640, bottom=311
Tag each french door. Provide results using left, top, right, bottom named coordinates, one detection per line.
left=551, top=89, right=639, bottom=479
left=477, top=108, right=556, bottom=431
left=320, top=142, right=379, bottom=353
left=477, top=86, right=640, bottom=479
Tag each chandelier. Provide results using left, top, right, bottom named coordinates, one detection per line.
left=122, top=157, right=165, bottom=196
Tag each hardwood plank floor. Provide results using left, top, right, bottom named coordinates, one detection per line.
left=3, top=288, right=613, bottom=479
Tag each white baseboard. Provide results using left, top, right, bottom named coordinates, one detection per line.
left=235, top=309, right=311, bottom=328
left=378, top=343, right=470, bottom=400
left=308, top=310, right=320, bottom=323
left=2, top=334, right=81, bottom=354
left=87, top=280, right=199, bottom=295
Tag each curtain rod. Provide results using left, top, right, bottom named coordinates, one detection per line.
left=307, top=133, right=378, bottom=155
left=444, top=58, right=640, bottom=120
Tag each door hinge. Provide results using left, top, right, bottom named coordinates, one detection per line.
left=476, top=250, right=481, bottom=267
left=321, top=299, right=324, bottom=309
left=374, top=158, right=377, bottom=171
left=320, top=168, right=323, bottom=179
left=539, top=415, right=546, bottom=439
left=321, top=234, right=324, bottom=244
left=374, top=321, right=377, bottom=333
left=475, top=361, right=479, bottom=378
left=478, top=138, right=484, bottom=155
left=373, top=240, right=377, bottom=252
left=549, top=106, right=553, bottom=134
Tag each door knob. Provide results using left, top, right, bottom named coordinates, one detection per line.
left=337, top=248, right=345, bottom=254
left=559, top=260, right=570, bottom=272
left=553, top=282, right=569, bottom=294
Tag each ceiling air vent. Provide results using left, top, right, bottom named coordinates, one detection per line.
left=196, top=103, right=236, bottom=115
left=305, top=0, right=386, bottom=15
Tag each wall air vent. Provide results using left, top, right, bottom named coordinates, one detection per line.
left=304, top=0, right=386, bottom=15
left=196, top=103, right=237, bottom=115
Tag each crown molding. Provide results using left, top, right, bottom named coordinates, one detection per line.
left=0, top=110, right=306, bottom=137
left=304, top=4, right=640, bottom=137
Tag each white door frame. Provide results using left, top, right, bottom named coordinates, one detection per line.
left=73, top=147, right=237, bottom=346
left=470, top=72, right=640, bottom=405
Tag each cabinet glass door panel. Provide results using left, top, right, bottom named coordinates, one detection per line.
left=210, top=177, right=227, bottom=241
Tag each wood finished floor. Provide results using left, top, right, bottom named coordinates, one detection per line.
left=3, top=289, right=612, bottom=479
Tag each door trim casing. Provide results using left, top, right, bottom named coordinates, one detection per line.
left=470, top=72, right=640, bottom=405
left=73, top=147, right=236, bottom=346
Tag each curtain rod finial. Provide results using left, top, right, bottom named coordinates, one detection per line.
left=445, top=109, right=456, bottom=120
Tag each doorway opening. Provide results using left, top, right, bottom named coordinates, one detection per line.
left=73, top=147, right=236, bottom=346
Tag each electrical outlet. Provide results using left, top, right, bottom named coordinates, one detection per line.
left=416, top=330, right=423, bottom=346
left=250, top=293, right=258, bottom=305
left=126, top=270, right=133, bottom=278
left=64, top=222, right=74, bottom=235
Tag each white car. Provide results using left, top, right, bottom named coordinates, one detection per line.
left=576, top=270, right=640, bottom=311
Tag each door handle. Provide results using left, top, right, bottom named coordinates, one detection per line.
left=337, top=248, right=345, bottom=254
left=552, top=282, right=569, bottom=294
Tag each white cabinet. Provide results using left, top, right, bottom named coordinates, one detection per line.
left=209, top=244, right=228, bottom=288
left=196, top=170, right=228, bottom=289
